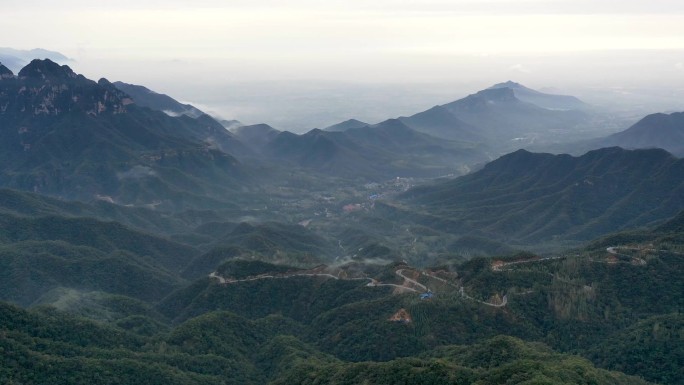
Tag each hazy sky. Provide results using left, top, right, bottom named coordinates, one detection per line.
left=3, top=0, right=684, bottom=130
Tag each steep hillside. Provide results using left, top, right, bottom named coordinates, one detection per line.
left=0, top=59, right=251, bottom=209
left=399, top=105, right=483, bottom=142
left=182, top=221, right=334, bottom=278
left=230, top=123, right=281, bottom=154
left=597, top=111, right=684, bottom=156
left=587, top=313, right=683, bottom=385
left=113, top=81, right=205, bottom=118
left=401, top=147, right=684, bottom=245
left=0, top=212, right=197, bottom=305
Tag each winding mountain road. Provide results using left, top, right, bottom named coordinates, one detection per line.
left=209, top=266, right=509, bottom=307
left=395, top=269, right=428, bottom=291
left=491, top=256, right=564, bottom=271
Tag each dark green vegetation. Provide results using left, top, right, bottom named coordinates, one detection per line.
left=2, top=231, right=678, bottom=384
left=0, top=289, right=656, bottom=385
left=0, top=211, right=193, bottom=306
left=4, top=204, right=682, bottom=383
left=1, top=60, right=683, bottom=384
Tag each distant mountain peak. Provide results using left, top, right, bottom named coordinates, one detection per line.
left=0, top=48, right=71, bottom=73
left=233, top=123, right=279, bottom=136
left=487, top=81, right=587, bottom=111
left=339, top=118, right=367, bottom=126
left=324, top=118, right=369, bottom=132
left=490, top=80, right=526, bottom=89
left=475, top=87, right=517, bottom=101
left=18, top=58, right=77, bottom=81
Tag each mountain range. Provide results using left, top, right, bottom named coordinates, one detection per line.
left=0, top=59, right=252, bottom=209
left=1, top=55, right=683, bottom=385
left=234, top=119, right=489, bottom=178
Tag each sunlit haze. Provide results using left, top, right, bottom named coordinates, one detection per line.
left=3, top=0, right=684, bottom=130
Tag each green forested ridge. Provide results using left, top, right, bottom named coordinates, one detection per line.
left=0, top=209, right=201, bottom=305
left=0, top=212, right=197, bottom=270
left=0, top=188, right=190, bottom=234
left=399, top=147, right=684, bottom=247
left=153, top=234, right=681, bottom=382
left=274, top=336, right=651, bottom=385
left=180, top=221, right=337, bottom=279
left=587, top=313, right=683, bottom=385
left=0, top=301, right=654, bottom=385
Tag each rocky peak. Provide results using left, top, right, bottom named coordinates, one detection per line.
left=18, top=59, right=77, bottom=81
left=490, top=80, right=524, bottom=89
left=0, top=61, right=130, bottom=117
left=0, top=63, right=14, bottom=80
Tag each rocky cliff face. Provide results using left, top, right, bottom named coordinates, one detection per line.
left=0, top=59, right=131, bottom=119
left=0, top=59, right=248, bottom=208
